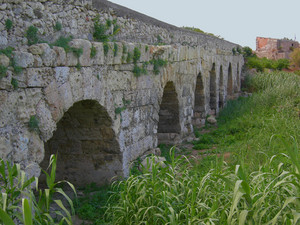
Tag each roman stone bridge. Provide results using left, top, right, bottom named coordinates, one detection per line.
left=0, top=0, right=244, bottom=185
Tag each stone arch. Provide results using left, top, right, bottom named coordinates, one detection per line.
left=209, top=63, right=217, bottom=114
left=40, top=100, right=122, bottom=186
left=227, top=63, right=233, bottom=96
left=219, top=65, right=224, bottom=108
left=193, top=72, right=205, bottom=126
left=157, top=81, right=180, bottom=144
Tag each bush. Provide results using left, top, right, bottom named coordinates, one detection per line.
left=290, top=48, right=300, bottom=68
left=246, top=57, right=289, bottom=72
left=5, top=19, right=13, bottom=31
left=26, top=26, right=39, bottom=45
left=0, top=155, right=76, bottom=224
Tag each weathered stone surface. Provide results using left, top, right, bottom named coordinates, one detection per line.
left=13, top=51, right=34, bottom=68
left=207, top=115, right=217, bottom=124
left=28, top=43, right=48, bottom=55
left=0, top=54, right=10, bottom=67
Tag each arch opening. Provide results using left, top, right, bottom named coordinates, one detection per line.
left=193, top=72, right=205, bottom=126
left=40, top=100, right=122, bottom=186
left=235, top=63, right=240, bottom=93
left=157, top=81, right=180, bottom=144
left=219, top=65, right=224, bottom=108
left=209, top=63, right=217, bottom=114
left=227, top=63, right=233, bottom=97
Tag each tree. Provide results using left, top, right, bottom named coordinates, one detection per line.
left=289, top=48, right=300, bottom=69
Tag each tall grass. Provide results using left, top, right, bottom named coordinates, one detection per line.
left=105, top=145, right=299, bottom=224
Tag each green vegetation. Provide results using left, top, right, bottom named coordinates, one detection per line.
left=126, top=52, right=132, bottom=63
left=0, top=46, right=14, bottom=58
left=54, top=21, right=62, bottom=31
left=290, top=47, right=300, bottom=69
left=103, top=42, right=109, bottom=56
left=246, top=57, right=289, bottom=72
left=0, top=155, right=76, bottom=224
left=75, top=62, right=81, bottom=71
left=90, top=45, right=97, bottom=58
left=182, top=26, right=223, bottom=39
left=93, top=16, right=120, bottom=43
left=51, top=36, right=83, bottom=58
left=11, top=78, right=18, bottom=90
left=0, top=65, right=7, bottom=80
left=150, top=58, right=168, bottom=75
left=115, top=98, right=131, bottom=118
left=5, top=19, right=13, bottom=31
left=113, top=42, right=118, bottom=57
left=28, top=115, right=39, bottom=133
left=75, top=71, right=300, bottom=224
left=0, top=47, right=22, bottom=80
left=133, top=47, right=141, bottom=64
left=26, top=26, right=39, bottom=45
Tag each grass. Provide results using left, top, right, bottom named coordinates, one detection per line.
left=75, top=71, right=300, bottom=224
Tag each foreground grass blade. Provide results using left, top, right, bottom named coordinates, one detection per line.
left=0, top=208, right=15, bottom=225
left=22, top=198, right=33, bottom=225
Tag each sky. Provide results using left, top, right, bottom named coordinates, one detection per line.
left=108, top=0, right=300, bottom=50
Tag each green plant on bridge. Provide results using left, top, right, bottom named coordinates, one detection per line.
left=26, top=26, right=39, bottom=45
left=5, top=19, right=13, bottom=31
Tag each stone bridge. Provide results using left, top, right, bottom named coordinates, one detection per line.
left=0, top=0, right=244, bottom=185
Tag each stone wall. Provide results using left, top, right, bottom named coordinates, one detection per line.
left=256, top=37, right=299, bottom=60
left=0, top=0, right=244, bottom=185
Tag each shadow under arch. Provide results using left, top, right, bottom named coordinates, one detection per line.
left=193, top=72, right=205, bottom=126
left=210, top=63, right=217, bottom=113
left=235, top=63, right=240, bottom=93
left=219, top=65, right=224, bottom=108
left=157, top=81, right=180, bottom=144
left=40, top=100, right=122, bottom=186
left=227, top=63, right=233, bottom=97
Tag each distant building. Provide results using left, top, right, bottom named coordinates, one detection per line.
left=256, top=37, right=299, bottom=60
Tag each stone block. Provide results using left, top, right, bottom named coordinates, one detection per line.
left=42, top=46, right=57, bottom=67
left=0, top=54, right=10, bottom=67
left=13, top=51, right=34, bottom=68
left=55, top=67, right=70, bottom=87
left=43, top=80, right=63, bottom=122
left=53, top=46, right=67, bottom=66
left=26, top=67, right=54, bottom=87
left=91, top=42, right=104, bottom=65
left=28, top=43, right=49, bottom=55
left=69, top=39, right=92, bottom=66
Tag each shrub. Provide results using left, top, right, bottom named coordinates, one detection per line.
left=54, top=21, right=62, bottom=31
left=28, top=115, right=39, bottom=133
left=290, top=48, right=300, bottom=68
left=5, top=19, right=13, bottom=31
left=113, top=42, right=118, bottom=57
left=133, top=47, right=141, bottom=64
left=103, top=42, right=109, bottom=56
left=0, top=155, right=76, bottom=224
left=11, top=78, right=18, bottom=90
left=150, top=58, right=168, bottom=75
left=90, top=45, right=97, bottom=58
left=26, top=26, right=39, bottom=45
left=0, top=65, right=7, bottom=80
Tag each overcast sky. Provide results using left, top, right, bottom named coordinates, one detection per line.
left=108, top=0, right=300, bottom=50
